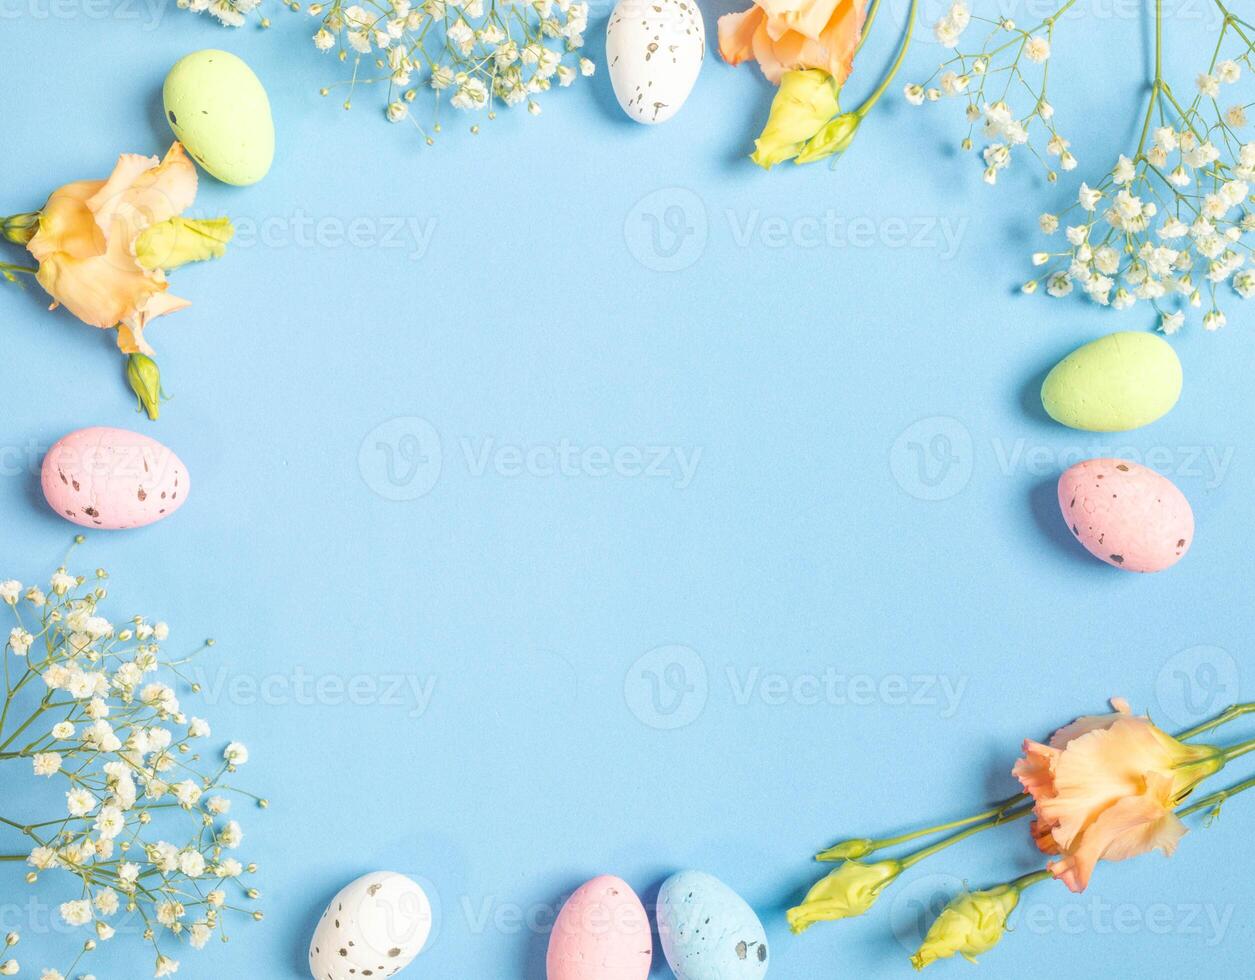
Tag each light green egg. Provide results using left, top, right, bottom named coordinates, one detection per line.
left=163, top=50, right=274, bottom=186
left=1041, top=331, right=1182, bottom=432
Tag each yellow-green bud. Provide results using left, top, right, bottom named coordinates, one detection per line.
left=794, top=112, right=861, bottom=165
left=786, top=859, right=902, bottom=934
left=750, top=69, right=842, bottom=170
left=1, top=212, right=39, bottom=246
left=816, top=838, right=876, bottom=862
left=126, top=353, right=164, bottom=421
left=910, top=882, right=1022, bottom=970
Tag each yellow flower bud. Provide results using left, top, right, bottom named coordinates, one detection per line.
left=910, top=882, right=1021, bottom=970
left=135, top=217, right=234, bottom=272
left=126, top=353, right=164, bottom=421
left=750, top=69, right=841, bottom=171
left=786, top=859, right=902, bottom=934
left=1, top=212, right=39, bottom=246
left=815, top=837, right=876, bottom=862
left=794, top=112, right=861, bottom=165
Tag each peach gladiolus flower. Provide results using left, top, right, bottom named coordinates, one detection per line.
left=719, top=0, right=869, bottom=85
left=1013, top=699, right=1222, bottom=893
left=27, top=144, right=199, bottom=357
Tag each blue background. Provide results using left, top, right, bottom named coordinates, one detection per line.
left=2, top=0, right=1253, bottom=977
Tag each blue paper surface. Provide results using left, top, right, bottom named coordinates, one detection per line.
left=1, top=1, right=1253, bottom=976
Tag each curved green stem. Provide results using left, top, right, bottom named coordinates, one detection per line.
left=1179, top=774, right=1255, bottom=818
left=854, top=0, right=883, bottom=57
left=854, top=0, right=919, bottom=119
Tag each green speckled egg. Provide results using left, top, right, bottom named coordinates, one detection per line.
left=1041, top=331, right=1182, bottom=432
left=163, top=50, right=274, bottom=186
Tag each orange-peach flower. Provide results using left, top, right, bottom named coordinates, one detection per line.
left=27, top=144, right=199, bottom=357
left=1013, top=700, right=1222, bottom=893
left=719, top=0, right=869, bottom=85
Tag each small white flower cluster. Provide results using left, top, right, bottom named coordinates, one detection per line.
left=304, top=0, right=594, bottom=139
left=1026, top=29, right=1255, bottom=333
left=177, top=0, right=262, bottom=28
left=0, top=563, right=263, bottom=979
left=905, top=1, right=1074, bottom=186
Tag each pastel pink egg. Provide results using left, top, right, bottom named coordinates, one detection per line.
left=1058, top=458, right=1192, bottom=573
left=42, top=427, right=190, bottom=530
left=547, top=875, right=652, bottom=980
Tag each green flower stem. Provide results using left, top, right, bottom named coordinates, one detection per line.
left=818, top=793, right=1025, bottom=861
left=1136, top=0, right=1164, bottom=155
left=855, top=0, right=883, bottom=57
left=854, top=0, right=918, bottom=120
left=1178, top=773, right=1255, bottom=818
left=0, top=855, right=24, bottom=861
left=1220, top=736, right=1255, bottom=764
left=899, top=802, right=1034, bottom=869
left=1009, top=868, right=1053, bottom=891
left=1176, top=702, right=1255, bottom=741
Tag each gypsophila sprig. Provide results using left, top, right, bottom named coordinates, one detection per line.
left=1025, top=0, right=1255, bottom=333
left=0, top=549, right=263, bottom=979
left=905, top=0, right=1078, bottom=186
left=304, top=0, right=594, bottom=140
left=178, top=0, right=264, bottom=26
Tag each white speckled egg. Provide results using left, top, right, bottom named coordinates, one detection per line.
left=41, top=427, right=189, bottom=530
left=308, top=872, right=432, bottom=980
left=606, top=0, right=705, bottom=124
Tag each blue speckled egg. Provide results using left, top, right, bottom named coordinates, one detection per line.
left=657, top=871, right=769, bottom=980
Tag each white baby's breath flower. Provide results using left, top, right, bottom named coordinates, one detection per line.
left=1024, top=36, right=1050, bottom=62
left=179, top=850, right=207, bottom=878
left=1218, top=59, right=1241, bottom=84
left=32, top=753, right=61, bottom=777
left=219, top=820, right=244, bottom=849
left=224, top=742, right=249, bottom=766
left=8, top=628, right=32, bottom=656
left=66, top=788, right=95, bottom=817
left=190, top=922, right=213, bottom=949
left=60, top=900, right=91, bottom=927
left=94, top=888, right=119, bottom=917
left=173, top=780, right=203, bottom=808
left=154, top=954, right=180, bottom=977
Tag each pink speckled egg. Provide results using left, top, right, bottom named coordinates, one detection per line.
left=42, top=427, right=190, bottom=530
left=1058, top=458, right=1192, bottom=573
left=547, top=875, right=652, bottom=980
